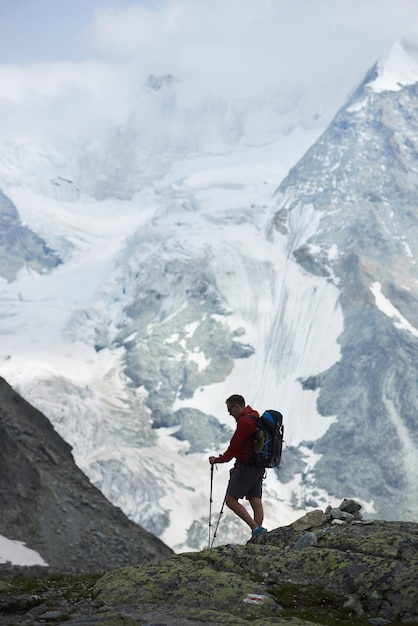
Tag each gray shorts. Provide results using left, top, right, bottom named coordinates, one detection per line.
left=226, top=463, right=265, bottom=500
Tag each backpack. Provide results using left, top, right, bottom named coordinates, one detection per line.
left=250, top=410, right=284, bottom=468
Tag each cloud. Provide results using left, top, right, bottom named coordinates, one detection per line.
left=2, top=0, right=418, bottom=146
left=0, top=61, right=139, bottom=143
left=87, top=0, right=418, bottom=97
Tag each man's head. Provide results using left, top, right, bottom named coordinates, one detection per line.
left=226, top=394, right=245, bottom=419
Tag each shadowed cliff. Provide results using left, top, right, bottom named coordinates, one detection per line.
left=0, top=376, right=173, bottom=573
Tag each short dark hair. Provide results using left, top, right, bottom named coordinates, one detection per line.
left=226, top=394, right=245, bottom=407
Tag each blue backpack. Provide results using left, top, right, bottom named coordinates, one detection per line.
left=250, top=410, right=284, bottom=468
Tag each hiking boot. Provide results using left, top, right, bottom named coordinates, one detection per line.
left=251, top=526, right=267, bottom=537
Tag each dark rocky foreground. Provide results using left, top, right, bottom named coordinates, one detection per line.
left=2, top=500, right=418, bottom=625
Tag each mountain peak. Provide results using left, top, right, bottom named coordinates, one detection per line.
left=371, top=38, right=418, bottom=92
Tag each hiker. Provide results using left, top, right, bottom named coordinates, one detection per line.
left=209, top=394, right=266, bottom=537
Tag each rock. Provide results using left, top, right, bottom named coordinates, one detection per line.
left=291, top=510, right=328, bottom=531
left=326, top=498, right=363, bottom=523
left=339, top=498, right=362, bottom=518
left=91, top=517, right=418, bottom=624
left=328, top=507, right=344, bottom=519
left=38, top=609, right=65, bottom=621
left=343, top=593, right=364, bottom=617
left=328, top=508, right=355, bottom=522
left=293, top=532, right=318, bottom=550
left=2, top=515, right=418, bottom=624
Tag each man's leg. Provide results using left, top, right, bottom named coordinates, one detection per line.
left=226, top=495, right=258, bottom=530
left=248, top=497, right=264, bottom=526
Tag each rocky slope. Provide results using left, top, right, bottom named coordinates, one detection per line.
left=93, top=502, right=418, bottom=625
left=1, top=499, right=417, bottom=625
left=0, top=376, right=173, bottom=573
left=0, top=189, right=61, bottom=281
left=272, top=44, right=418, bottom=520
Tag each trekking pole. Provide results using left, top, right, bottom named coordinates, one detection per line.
left=210, top=482, right=229, bottom=549
left=208, top=464, right=214, bottom=549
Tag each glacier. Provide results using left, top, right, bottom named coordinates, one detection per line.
left=0, top=130, right=345, bottom=550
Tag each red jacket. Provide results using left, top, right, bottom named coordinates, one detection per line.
left=216, top=406, right=259, bottom=464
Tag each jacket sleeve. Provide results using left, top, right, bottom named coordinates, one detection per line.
left=216, top=419, right=255, bottom=463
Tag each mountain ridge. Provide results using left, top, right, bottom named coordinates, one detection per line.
left=272, top=45, right=418, bottom=519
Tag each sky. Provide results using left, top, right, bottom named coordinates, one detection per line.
left=0, top=1, right=417, bottom=76
left=0, top=0, right=418, bottom=143
left=0, top=1, right=416, bottom=66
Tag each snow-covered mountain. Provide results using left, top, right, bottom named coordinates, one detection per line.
left=273, top=38, right=418, bottom=521
left=0, top=39, right=417, bottom=552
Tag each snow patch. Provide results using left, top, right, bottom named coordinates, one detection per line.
left=371, top=282, right=418, bottom=337
left=0, top=535, right=48, bottom=567
left=371, top=39, right=418, bottom=93
left=328, top=244, right=339, bottom=260
left=346, top=99, right=367, bottom=113
left=288, top=203, right=322, bottom=251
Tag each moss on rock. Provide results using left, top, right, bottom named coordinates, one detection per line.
left=5, top=512, right=415, bottom=624
left=94, top=517, right=418, bottom=625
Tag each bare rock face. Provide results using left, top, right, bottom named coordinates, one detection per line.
left=0, top=191, right=62, bottom=281
left=0, top=377, right=173, bottom=573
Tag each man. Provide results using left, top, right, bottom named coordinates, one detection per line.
left=209, top=394, right=266, bottom=537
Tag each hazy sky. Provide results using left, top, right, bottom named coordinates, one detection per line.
left=1, top=0, right=417, bottom=67
left=1, top=0, right=418, bottom=142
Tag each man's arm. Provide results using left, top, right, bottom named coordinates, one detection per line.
left=208, top=419, right=253, bottom=464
